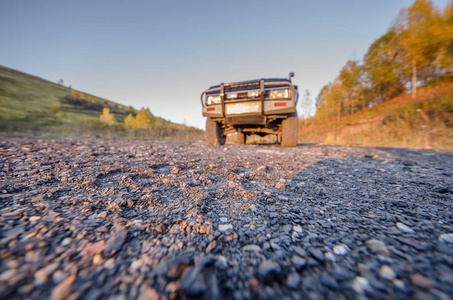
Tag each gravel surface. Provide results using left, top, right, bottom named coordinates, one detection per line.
left=1, top=137, right=452, bottom=299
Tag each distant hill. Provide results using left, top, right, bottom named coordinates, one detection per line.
left=299, top=82, right=453, bottom=150
left=0, top=65, right=204, bottom=140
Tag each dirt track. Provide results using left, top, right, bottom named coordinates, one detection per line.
left=1, top=137, right=452, bottom=299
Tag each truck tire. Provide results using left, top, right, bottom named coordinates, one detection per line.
left=281, top=113, right=298, bottom=147
left=206, top=118, right=226, bottom=146
left=237, top=131, right=246, bottom=144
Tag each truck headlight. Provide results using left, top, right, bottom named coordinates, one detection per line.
left=207, top=95, right=221, bottom=105
left=269, top=88, right=290, bottom=99
left=247, top=90, right=260, bottom=97
left=226, top=92, right=238, bottom=99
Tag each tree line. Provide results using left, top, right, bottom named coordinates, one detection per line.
left=315, top=0, right=453, bottom=120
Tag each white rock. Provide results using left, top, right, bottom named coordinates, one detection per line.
left=439, top=233, right=453, bottom=244
left=365, top=239, right=389, bottom=256
left=61, top=238, right=72, bottom=246
left=393, top=279, right=406, bottom=289
left=325, top=252, right=336, bottom=262
left=242, top=244, right=261, bottom=251
left=396, top=222, right=415, bottom=234
left=220, top=217, right=228, bottom=223
left=352, top=276, right=370, bottom=294
left=380, top=265, right=397, bottom=280
left=218, top=224, right=233, bottom=232
left=250, top=204, right=258, bottom=212
left=130, top=259, right=143, bottom=270
left=293, top=225, right=303, bottom=233
left=333, top=244, right=349, bottom=256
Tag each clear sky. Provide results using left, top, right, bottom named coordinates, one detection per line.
left=0, top=0, right=450, bottom=129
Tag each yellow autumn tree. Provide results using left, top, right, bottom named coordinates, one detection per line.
left=134, top=108, right=155, bottom=129
left=124, top=114, right=135, bottom=129
left=100, top=107, right=115, bottom=125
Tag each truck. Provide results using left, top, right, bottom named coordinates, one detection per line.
left=201, top=72, right=299, bottom=147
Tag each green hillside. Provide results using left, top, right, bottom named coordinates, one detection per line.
left=0, top=65, right=204, bottom=140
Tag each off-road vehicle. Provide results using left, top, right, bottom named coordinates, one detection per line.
left=201, top=72, right=299, bottom=147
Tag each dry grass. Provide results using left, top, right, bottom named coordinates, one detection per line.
left=299, top=82, right=453, bottom=150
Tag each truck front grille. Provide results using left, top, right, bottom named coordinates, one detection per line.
left=224, top=81, right=260, bottom=92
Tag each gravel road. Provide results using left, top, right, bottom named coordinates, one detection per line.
left=1, top=137, right=453, bottom=299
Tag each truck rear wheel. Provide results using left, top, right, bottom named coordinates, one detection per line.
left=281, top=113, right=298, bottom=147
left=206, top=118, right=226, bottom=146
left=237, top=131, right=246, bottom=144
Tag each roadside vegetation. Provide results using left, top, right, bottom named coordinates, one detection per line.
left=0, top=65, right=204, bottom=141
left=302, top=0, right=453, bottom=150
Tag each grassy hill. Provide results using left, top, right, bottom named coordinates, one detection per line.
left=0, top=65, right=204, bottom=140
left=299, top=82, right=453, bottom=150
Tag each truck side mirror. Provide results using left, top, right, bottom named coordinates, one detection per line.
left=289, top=72, right=295, bottom=81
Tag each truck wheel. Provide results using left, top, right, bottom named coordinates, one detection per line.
left=237, top=131, right=246, bottom=144
left=206, top=118, right=226, bottom=146
left=281, top=113, right=298, bottom=147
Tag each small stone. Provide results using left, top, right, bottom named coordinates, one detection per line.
left=228, top=181, right=239, bottom=188
left=29, top=216, right=41, bottom=221
left=220, top=217, right=228, bottom=223
left=97, top=211, right=107, bottom=218
left=439, top=233, right=453, bottom=244
left=269, top=212, right=278, bottom=218
left=352, top=276, right=370, bottom=294
left=293, top=225, right=303, bottom=233
left=61, top=238, right=72, bottom=246
left=104, top=258, right=115, bottom=269
left=380, top=265, right=396, bottom=280
left=137, top=287, right=159, bottom=300
left=130, top=259, right=143, bottom=270
left=292, top=246, right=307, bottom=257
left=393, top=279, right=406, bottom=290
left=257, top=165, right=267, bottom=172
left=270, top=242, right=281, bottom=251
left=166, top=281, right=178, bottom=293
left=52, top=270, right=67, bottom=285
left=215, top=256, right=228, bottom=270
left=180, top=266, right=206, bottom=297
left=275, top=182, right=285, bottom=189
left=249, top=277, right=260, bottom=293
left=258, top=260, right=282, bottom=284
left=0, top=269, right=16, bottom=281
left=365, top=239, right=389, bottom=256
left=170, top=224, right=180, bottom=234
left=286, top=273, right=301, bottom=289
left=218, top=224, right=233, bottom=232
left=396, top=222, right=415, bottom=234
left=250, top=204, right=258, bottom=212
left=308, top=248, right=324, bottom=262
left=35, top=263, right=60, bottom=283
left=206, top=240, right=216, bottom=253
left=50, top=275, right=76, bottom=300
left=282, top=224, right=292, bottom=233
left=242, top=244, right=260, bottom=252
left=291, top=256, right=307, bottom=270
left=433, top=186, right=450, bottom=193
left=325, top=252, right=336, bottom=262
left=278, top=195, right=288, bottom=201
left=333, top=244, right=348, bottom=256
left=93, top=254, right=102, bottom=265
left=410, top=273, right=434, bottom=290
left=104, top=229, right=128, bottom=255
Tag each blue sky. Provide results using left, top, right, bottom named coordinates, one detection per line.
left=0, top=0, right=450, bottom=129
